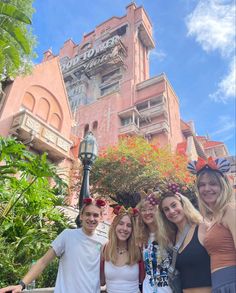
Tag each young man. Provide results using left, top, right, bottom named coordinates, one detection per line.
left=0, top=199, right=106, bottom=293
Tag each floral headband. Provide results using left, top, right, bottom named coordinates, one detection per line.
left=83, top=198, right=106, bottom=207
left=139, top=189, right=160, bottom=206
left=113, top=205, right=139, bottom=217
left=187, top=157, right=230, bottom=175
left=145, top=192, right=160, bottom=206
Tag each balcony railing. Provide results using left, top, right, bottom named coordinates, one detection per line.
left=138, top=103, right=167, bottom=119
left=10, top=110, right=72, bottom=161
left=140, top=120, right=170, bottom=135
left=119, top=122, right=141, bottom=135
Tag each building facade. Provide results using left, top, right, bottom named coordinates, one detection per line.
left=0, top=3, right=232, bottom=205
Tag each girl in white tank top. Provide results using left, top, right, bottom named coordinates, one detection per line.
left=101, top=206, right=143, bottom=293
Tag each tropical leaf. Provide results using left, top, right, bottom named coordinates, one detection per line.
left=0, top=19, right=30, bottom=53
left=0, top=2, right=31, bottom=24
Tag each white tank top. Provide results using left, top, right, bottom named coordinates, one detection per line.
left=104, top=261, right=139, bottom=293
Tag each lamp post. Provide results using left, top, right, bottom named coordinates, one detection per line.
left=78, top=131, right=98, bottom=210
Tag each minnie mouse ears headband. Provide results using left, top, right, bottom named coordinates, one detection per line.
left=113, top=205, right=139, bottom=217
left=187, top=157, right=230, bottom=175
left=83, top=198, right=106, bottom=207
left=140, top=189, right=160, bottom=206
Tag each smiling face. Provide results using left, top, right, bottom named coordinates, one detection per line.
left=161, top=196, right=186, bottom=226
left=115, top=214, right=132, bottom=243
left=140, top=201, right=157, bottom=227
left=80, top=204, right=101, bottom=235
left=198, top=172, right=222, bottom=208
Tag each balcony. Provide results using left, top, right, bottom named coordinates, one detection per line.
left=138, top=103, right=167, bottom=119
left=119, top=122, right=141, bottom=136
left=140, top=121, right=170, bottom=135
left=10, top=110, right=72, bottom=161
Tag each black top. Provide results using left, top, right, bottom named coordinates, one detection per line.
left=175, top=225, right=211, bottom=289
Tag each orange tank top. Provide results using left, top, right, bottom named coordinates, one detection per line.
left=204, top=223, right=236, bottom=271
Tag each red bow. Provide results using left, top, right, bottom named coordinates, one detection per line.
left=195, top=157, right=218, bottom=173
left=113, top=205, right=139, bottom=217
left=83, top=198, right=106, bottom=207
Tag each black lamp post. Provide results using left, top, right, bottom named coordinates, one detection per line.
left=78, top=131, right=98, bottom=210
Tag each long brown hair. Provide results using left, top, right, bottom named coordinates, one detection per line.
left=104, top=213, right=141, bottom=265
left=156, top=193, right=202, bottom=249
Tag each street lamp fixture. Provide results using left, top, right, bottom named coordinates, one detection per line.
left=78, top=131, right=98, bottom=210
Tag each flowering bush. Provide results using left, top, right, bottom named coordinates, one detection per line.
left=90, top=136, right=195, bottom=207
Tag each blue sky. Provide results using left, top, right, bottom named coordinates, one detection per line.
left=32, top=0, right=235, bottom=155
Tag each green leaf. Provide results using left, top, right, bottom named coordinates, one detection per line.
left=0, top=2, right=31, bottom=24
left=1, top=19, right=30, bottom=53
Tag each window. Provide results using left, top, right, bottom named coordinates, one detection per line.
left=121, top=117, right=132, bottom=126
left=84, top=124, right=89, bottom=137
left=92, top=121, right=98, bottom=130
left=101, top=68, right=120, bottom=84
left=150, top=97, right=162, bottom=107
left=100, top=82, right=119, bottom=96
left=137, top=101, right=148, bottom=111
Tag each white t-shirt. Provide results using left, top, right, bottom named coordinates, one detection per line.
left=51, top=228, right=106, bottom=293
left=142, top=233, right=172, bottom=293
left=104, top=261, right=139, bottom=293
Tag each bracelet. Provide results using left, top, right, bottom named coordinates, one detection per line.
left=19, top=280, right=26, bottom=290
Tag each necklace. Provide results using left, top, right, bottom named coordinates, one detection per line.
left=117, top=247, right=127, bottom=255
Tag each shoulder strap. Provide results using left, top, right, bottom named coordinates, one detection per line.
left=100, top=244, right=106, bottom=286
left=169, top=224, right=191, bottom=272
left=138, top=259, right=145, bottom=283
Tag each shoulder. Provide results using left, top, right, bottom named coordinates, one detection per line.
left=197, top=223, right=209, bottom=245
left=198, top=221, right=209, bottom=232
left=54, top=228, right=78, bottom=242
left=89, top=232, right=108, bottom=246
left=222, top=202, right=236, bottom=226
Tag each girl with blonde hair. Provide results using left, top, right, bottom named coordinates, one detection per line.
left=101, top=206, right=142, bottom=293
left=156, top=187, right=211, bottom=293
left=136, top=193, right=172, bottom=293
left=189, top=157, right=236, bottom=292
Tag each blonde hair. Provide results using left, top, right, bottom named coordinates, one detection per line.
left=196, top=170, right=234, bottom=222
left=135, top=198, right=158, bottom=246
left=104, top=213, right=141, bottom=265
left=156, top=193, right=202, bottom=249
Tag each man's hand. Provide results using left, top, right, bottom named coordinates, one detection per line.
left=0, top=284, right=23, bottom=293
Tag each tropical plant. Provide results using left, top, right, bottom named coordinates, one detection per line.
left=0, top=137, right=69, bottom=287
left=0, top=0, right=36, bottom=82
left=90, top=136, right=195, bottom=207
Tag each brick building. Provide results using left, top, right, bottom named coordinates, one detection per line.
left=0, top=3, right=232, bottom=205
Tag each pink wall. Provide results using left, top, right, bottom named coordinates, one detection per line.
left=0, top=58, right=72, bottom=139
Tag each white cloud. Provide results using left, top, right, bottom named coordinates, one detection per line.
left=210, top=59, right=236, bottom=102
left=150, top=49, right=167, bottom=61
left=210, top=115, right=235, bottom=137
left=185, top=0, right=236, bottom=102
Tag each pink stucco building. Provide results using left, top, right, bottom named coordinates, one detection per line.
left=0, top=3, right=231, bottom=205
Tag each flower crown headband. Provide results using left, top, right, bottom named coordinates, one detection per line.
left=113, top=205, right=139, bottom=217
left=140, top=189, right=160, bottom=206
left=187, top=157, right=230, bottom=176
left=83, top=198, right=106, bottom=208
left=140, top=183, right=186, bottom=205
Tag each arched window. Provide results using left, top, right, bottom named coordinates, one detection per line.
left=22, top=92, right=35, bottom=111
left=92, top=121, right=98, bottom=131
left=37, top=97, right=50, bottom=121
left=50, top=113, right=61, bottom=130
left=84, top=124, right=89, bottom=137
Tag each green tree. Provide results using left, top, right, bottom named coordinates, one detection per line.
left=90, top=136, right=195, bottom=207
left=0, top=137, right=69, bottom=287
left=0, top=0, right=36, bottom=83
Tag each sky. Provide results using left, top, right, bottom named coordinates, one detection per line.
left=32, top=0, right=235, bottom=155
